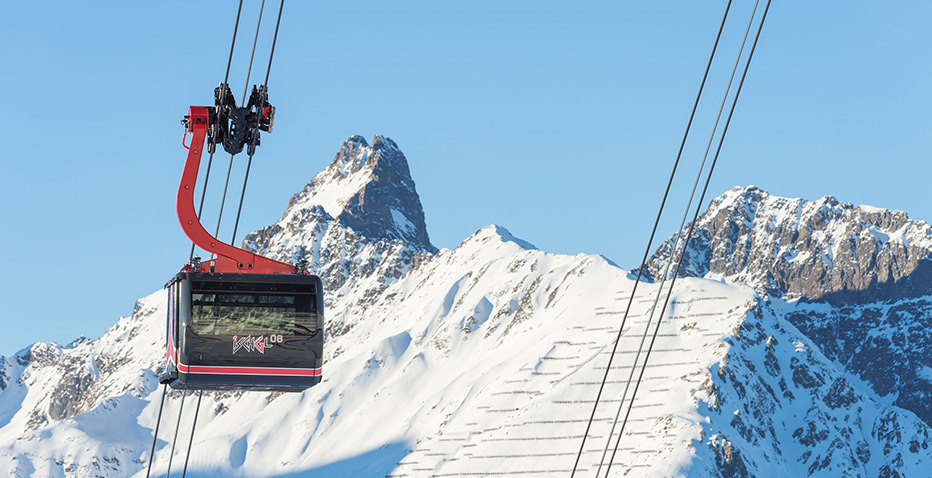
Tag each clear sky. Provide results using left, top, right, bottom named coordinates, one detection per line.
left=0, top=1, right=929, bottom=356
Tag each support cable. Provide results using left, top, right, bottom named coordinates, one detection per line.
left=240, top=0, right=267, bottom=105
left=144, top=384, right=168, bottom=478
left=181, top=391, right=203, bottom=478
left=211, top=0, right=267, bottom=248
left=230, top=154, right=254, bottom=245
left=595, top=1, right=759, bottom=475
left=263, top=0, right=286, bottom=88
left=603, top=2, right=772, bottom=475
left=189, top=0, right=245, bottom=262
left=213, top=157, right=237, bottom=242
left=165, top=390, right=188, bottom=477
left=568, top=2, right=733, bottom=475
left=231, top=0, right=286, bottom=245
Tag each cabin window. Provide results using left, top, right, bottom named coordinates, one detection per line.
left=189, top=281, right=318, bottom=337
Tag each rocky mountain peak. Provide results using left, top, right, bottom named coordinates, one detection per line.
left=647, top=185, right=932, bottom=303
left=242, top=136, right=437, bottom=305
left=284, top=134, right=434, bottom=251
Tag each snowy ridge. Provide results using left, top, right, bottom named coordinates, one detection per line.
left=1, top=141, right=931, bottom=477
left=647, top=185, right=932, bottom=303
left=0, top=292, right=165, bottom=477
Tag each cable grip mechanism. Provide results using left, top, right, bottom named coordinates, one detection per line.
left=207, top=83, right=275, bottom=156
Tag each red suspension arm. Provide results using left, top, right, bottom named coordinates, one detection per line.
left=177, top=106, right=297, bottom=274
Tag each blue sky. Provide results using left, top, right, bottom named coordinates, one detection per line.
left=0, top=1, right=929, bottom=356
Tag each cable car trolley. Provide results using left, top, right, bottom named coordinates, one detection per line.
left=160, top=96, right=324, bottom=393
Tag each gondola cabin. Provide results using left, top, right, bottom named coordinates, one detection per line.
left=161, top=272, right=324, bottom=392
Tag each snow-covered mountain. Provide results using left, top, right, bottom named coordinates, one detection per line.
left=646, top=186, right=932, bottom=440
left=1, top=139, right=930, bottom=477
left=645, top=186, right=932, bottom=304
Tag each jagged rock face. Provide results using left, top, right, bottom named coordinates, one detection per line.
left=11, top=304, right=162, bottom=430
left=646, top=186, right=932, bottom=304
left=281, top=134, right=435, bottom=252
left=243, top=135, right=436, bottom=308
left=784, top=297, right=932, bottom=428
left=692, top=301, right=932, bottom=477
left=244, top=205, right=431, bottom=311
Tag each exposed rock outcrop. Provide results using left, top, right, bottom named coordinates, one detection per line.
left=646, top=186, right=932, bottom=304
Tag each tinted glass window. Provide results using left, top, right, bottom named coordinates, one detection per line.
left=190, top=281, right=318, bottom=337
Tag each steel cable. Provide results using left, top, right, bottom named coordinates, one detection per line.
left=568, top=2, right=733, bottom=476
left=263, top=0, right=286, bottom=88
left=165, top=390, right=187, bottom=477
left=189, top=0, right=245, bottom=262
left=212, top=0, right=267, bottom=248
left=595, top=1, right=759, bottom=475
left=213, top=157, right=236, bottom=242
left=230, top=153, right=254, bottom=246
left=144, top=384, right=168, bottom=478
left=181, top=391, right=203, bottom=478
left=231, top=0, right=286, bottom=246
left=241, top=0, right=267, bottom=107
left=603, top=2, right=772, bottom=475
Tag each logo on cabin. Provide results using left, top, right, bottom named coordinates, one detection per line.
left=232, top=335, right=271, bottom=354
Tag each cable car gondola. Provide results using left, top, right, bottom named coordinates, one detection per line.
left=164, top=272, right=323, bottom=391
left=145, top=4, right=319, bottom=474
left=160, top=103, right=324, bottom=393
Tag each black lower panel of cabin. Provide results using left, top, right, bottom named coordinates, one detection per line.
left=169, top=372, right=321, bottom=392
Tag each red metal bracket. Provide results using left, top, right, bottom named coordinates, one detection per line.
left=177, top=106, right=297, bottom=274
